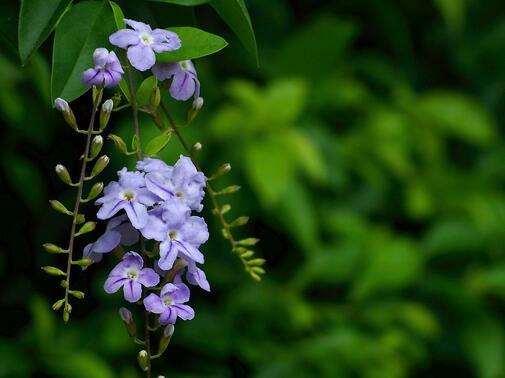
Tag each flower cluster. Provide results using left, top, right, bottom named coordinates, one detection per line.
left=85, top=155, right=209, bottom=324
left=80, top=18, right=201, bottom=102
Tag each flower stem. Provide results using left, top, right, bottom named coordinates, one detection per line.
left=126, top=64, right=151, bottom=378
left=62, top=89, right=102, bottom=322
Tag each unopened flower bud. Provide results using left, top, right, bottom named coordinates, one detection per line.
left=90, top=155, right=109, bottom=177
left=52, top=299, right=65, bottom=311
left=86, top=182, right=103, bottom=201
left=210, top=163, right=231, bottom=180
left=55, top=164, right=73, bottom=185
left=187, top=97, right=204, bottom=123
left=100, top=99, right=114, bottom=130
left=71, top=258, right=94, bottom=267
left=192, top=142, right=202, bottom=152
left=54, top=98, right=78, bottom=131
left=119, top=307, right=137, bottom=338
left=49, top=199, right=72, bottom=215
left=112, top=93, right=122, bottom=109
left=150, top=86, right=161, bottom=110
left=158, top=324, right=175, bottom=355
left=89, top=135, right=103, bottom=159
left=43, top=243, right=68, bottom=254
left=93, top=86, right=103, bottom=106
left=138, top=350, right=149, bottom=372
left=69, top=290, right=85, bottom=299
left=41, top=266, right=66, bottom=276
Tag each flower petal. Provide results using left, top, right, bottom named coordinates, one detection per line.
left=97, top=199, right=125, bottom=220
left=138, top=268, right=160, bottom=287
left=169, top=72, right=196, bottom=101
left=123, top=280, right=142, bottom=302
left=173, top=304, right=195, bottom=320
left=152, top=62, right=179, bottom=81
left=124, top=201, right=148, bottom=229
left=109, top=29, right=140, bottom=48
left=159, top=308, right=177, bottom=325
left=124, top=18, right=151, bottom=33
left=143, top=293, right=165, bottom=314
left=104, top=275, right=127, bottom=294
left=158, top=241, right=178, bottom=270
left=127, top=44, right=155, bottom=71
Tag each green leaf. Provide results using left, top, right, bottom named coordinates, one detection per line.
left=109, top=1, right=125, bottom=29
left=156, top=27, right=227, bottom=63
left=211, top=0, right=258, bottom=64
left=145, top=131, right=171, bottom=156
left=149, top=0, right=210, bottom=5
left=136, top=76, right=157, bottom=106
left=18, top=0, right=72, bottom=64
left=51, top=1, right=115, bottom=102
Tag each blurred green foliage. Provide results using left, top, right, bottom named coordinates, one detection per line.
left=3, top=0, right=505, bottom=377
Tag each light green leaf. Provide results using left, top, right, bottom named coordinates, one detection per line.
left=145, top=131, right=171, bottom=156
left=433, top=0, right=466, bottom=33
left=149, top=0, right=210, bottom=5
left=157, top=26, right=227, bottom=63
left=211, top=0, right=258, bottom=64
left=136, top=76, right=157, bottom=106
left=109, top=1, right=125, bottom=29
left=18, top=0, right=72, bottom=64
left=51, top=1, right=115, bottom=102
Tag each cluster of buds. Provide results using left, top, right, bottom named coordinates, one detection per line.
left=42, top=89, right=114, bottom=322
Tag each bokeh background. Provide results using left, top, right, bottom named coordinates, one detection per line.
left=3, top=0, right=505, bottom=377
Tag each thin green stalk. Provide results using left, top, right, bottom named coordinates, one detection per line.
left=62, top=90, right=102, bottom=322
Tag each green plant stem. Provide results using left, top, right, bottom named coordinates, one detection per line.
left=63, top=90, right=101, bottom=322
left=125, top=64, right=151, bottom=378
left=158, top=103, right=240, bottom=255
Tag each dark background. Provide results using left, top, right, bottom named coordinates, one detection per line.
left=3, top=0, right=505, bottom=377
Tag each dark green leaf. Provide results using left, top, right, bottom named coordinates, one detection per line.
left=156, top=27, right=227, bottom=63
left=109, top=1, right=125, bottom=29
left=18, top=0, right=72, bottom=64
left=51, top=1, right=115, bottom=102
left=211, top=0, right=258, bottom=64
left=136, top=76, right=157, bottom=106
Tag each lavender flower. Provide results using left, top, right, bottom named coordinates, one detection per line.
left=143, top=281, right=194, bottom=324
left=104, top=252, right=159, bottom=303
left=81, top=48, right=124, bottom=88
left=152, top=60, right=200, bottom=101
left=83, top=215, right=139, bottom=265
left=109, top=19, right=181, bottom=72
left=96, top=168, right=159, bottom=229
left=155, top=258, right=210, bottom=292
left=138, top=155, right=206, bottom=212
left=141, top=200, right=208, bottom=270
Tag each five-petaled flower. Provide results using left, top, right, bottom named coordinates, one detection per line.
left=104, top=252, right=160, bottom=303
left=96, top=168, right=159, bottom=229
left=109, top=19, right=181, bottom=71
left=143, top=280, right=195, bottom=324
left=152, top=60, right=200, bottom=101
left=81, top=48, right=124, bottom=88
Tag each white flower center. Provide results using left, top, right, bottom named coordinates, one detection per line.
left=162, top=295, right=174, bottom=306
left=168, top=230, right=178, bottom=240
left=140, top=32, right=153, bottom=46
left=121, top=190, right=137, bottom=202
left=126, top=269, right=138, bottom=280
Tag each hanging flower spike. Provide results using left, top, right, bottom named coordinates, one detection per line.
left=143, top=281, right=194, bottom=324
left=104, top=252, right=159, bottom=303
left=152, top=60, right=200, bottom=101
left=109, top=19, right=181, bottom=72
left=95, top=168, right=159, bottom=229
left=138, top=155, right=206, bottom=212
left=81, top=48, right=124, bottom=88
left=83, top=215, right=139, bottom=265
left=140, top=200, right=208, bottom=271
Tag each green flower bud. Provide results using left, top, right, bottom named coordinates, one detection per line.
left=99, top=99, right=114, bottom=130
left=85, top=182, right=104, bottom=201
left=108, top=134, right=128, bottom=154
left=93, top=86, right=103, bottom=106
left=55, top=164, right=73, bottom=185
left=52, top=299, right=65, bottom=311
left=89, top=135, right=103, bottom=159
left=119, top=307, right=136, bottom=338
left=150, top=86, right=161, bottom=110
left=158, top=324, right=174, bottom=355
left=138, top=350, right=149, bottom=372
left=187, top=97, right=204, bottom=123
left=54, top=98, right=78, bottom=131
left=210, top=163, right=231, bottom=180
left=69, top=290, right=85, bottom=299
left=216, top=185, right=241, bottom=195
left=75, top=221, right=96, bottom=236
left=41, top=266, right=66, bottom=276
left=229, top=216, right=249, bottom=227
left=237, top=238, right=260, bottom=246
left=248, top=258, right=266, bottom=266
left=49, top=199, right=73, bottom=215
left=71, top=258, right=94, bottom=267
left=42, top=243, right=68, bottom=254
left=90, top=155, right=109, bottom=177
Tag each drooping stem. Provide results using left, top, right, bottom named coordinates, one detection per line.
left=63, top=90, right=102, bottom=321
left=126, top=65, right=151, bottom=378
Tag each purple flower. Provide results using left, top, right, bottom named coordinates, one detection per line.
left=83, top=215, right=139, bottom=265
left=154, top=258, right=210, bottom=292
left=109, top=19, right=181, bottom=72
left=81, top=48, right=124, bottom=88
left=96, top=168, right=159, bottom=229
left=152, top=60, right=200, bottom=101
left=143, top=282, right=194, bottom=324
left=140, top=200, right=208, bottom=270
left=138, top=155, right=205, bottom=212
left=104, top=252, right=160, bottom=303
